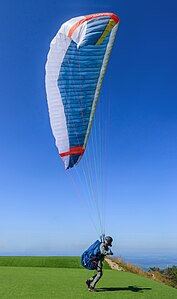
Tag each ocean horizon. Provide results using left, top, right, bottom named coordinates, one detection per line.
left=121, top=255, right=177, bottom=271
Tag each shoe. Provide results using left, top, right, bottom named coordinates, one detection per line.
left=86, top=280, right=90, bottom=288
left=89, top=286, right=97, bottom=292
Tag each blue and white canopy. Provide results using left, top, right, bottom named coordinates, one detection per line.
left=45, top=13, right=119, bottom=169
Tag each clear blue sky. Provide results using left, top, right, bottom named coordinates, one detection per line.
left=0, top=0, right=177, bottom=256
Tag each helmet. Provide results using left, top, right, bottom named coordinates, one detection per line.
left=105, top=236, right=113, bottom=246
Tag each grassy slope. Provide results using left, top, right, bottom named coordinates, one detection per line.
left=0, top=256, right=109, bottom=269
left=0, top=257, right=177, bottom=299
left=0, top=256, right=82, bottom=268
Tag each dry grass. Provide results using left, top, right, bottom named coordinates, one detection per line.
left=112, top=257, right=176, bottom=289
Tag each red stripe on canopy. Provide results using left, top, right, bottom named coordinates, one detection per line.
left=60, top=146, right=85, bottom=157
left=68, top=13, right=119, bottom=38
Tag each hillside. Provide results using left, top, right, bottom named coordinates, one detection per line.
left=0, top=256, right=110, bottom=269
left=110, top=257, right=177, bottom=289
left=0, top=256, right=177, bottom=299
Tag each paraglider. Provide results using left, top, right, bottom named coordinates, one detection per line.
left=46, top=12, right=120, bottom=291
left=85, top=236, right=113, bottom=292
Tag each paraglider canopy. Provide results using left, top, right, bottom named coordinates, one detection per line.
left=45, top=12, right=120, bottom=169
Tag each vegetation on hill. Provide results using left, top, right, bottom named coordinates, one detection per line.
left=112, top=257, right=177, bottom=289
left=149, top=266, right=177, bottom=288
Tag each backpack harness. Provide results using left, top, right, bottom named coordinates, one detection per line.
left=81, top=240, right=101, bottom=270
